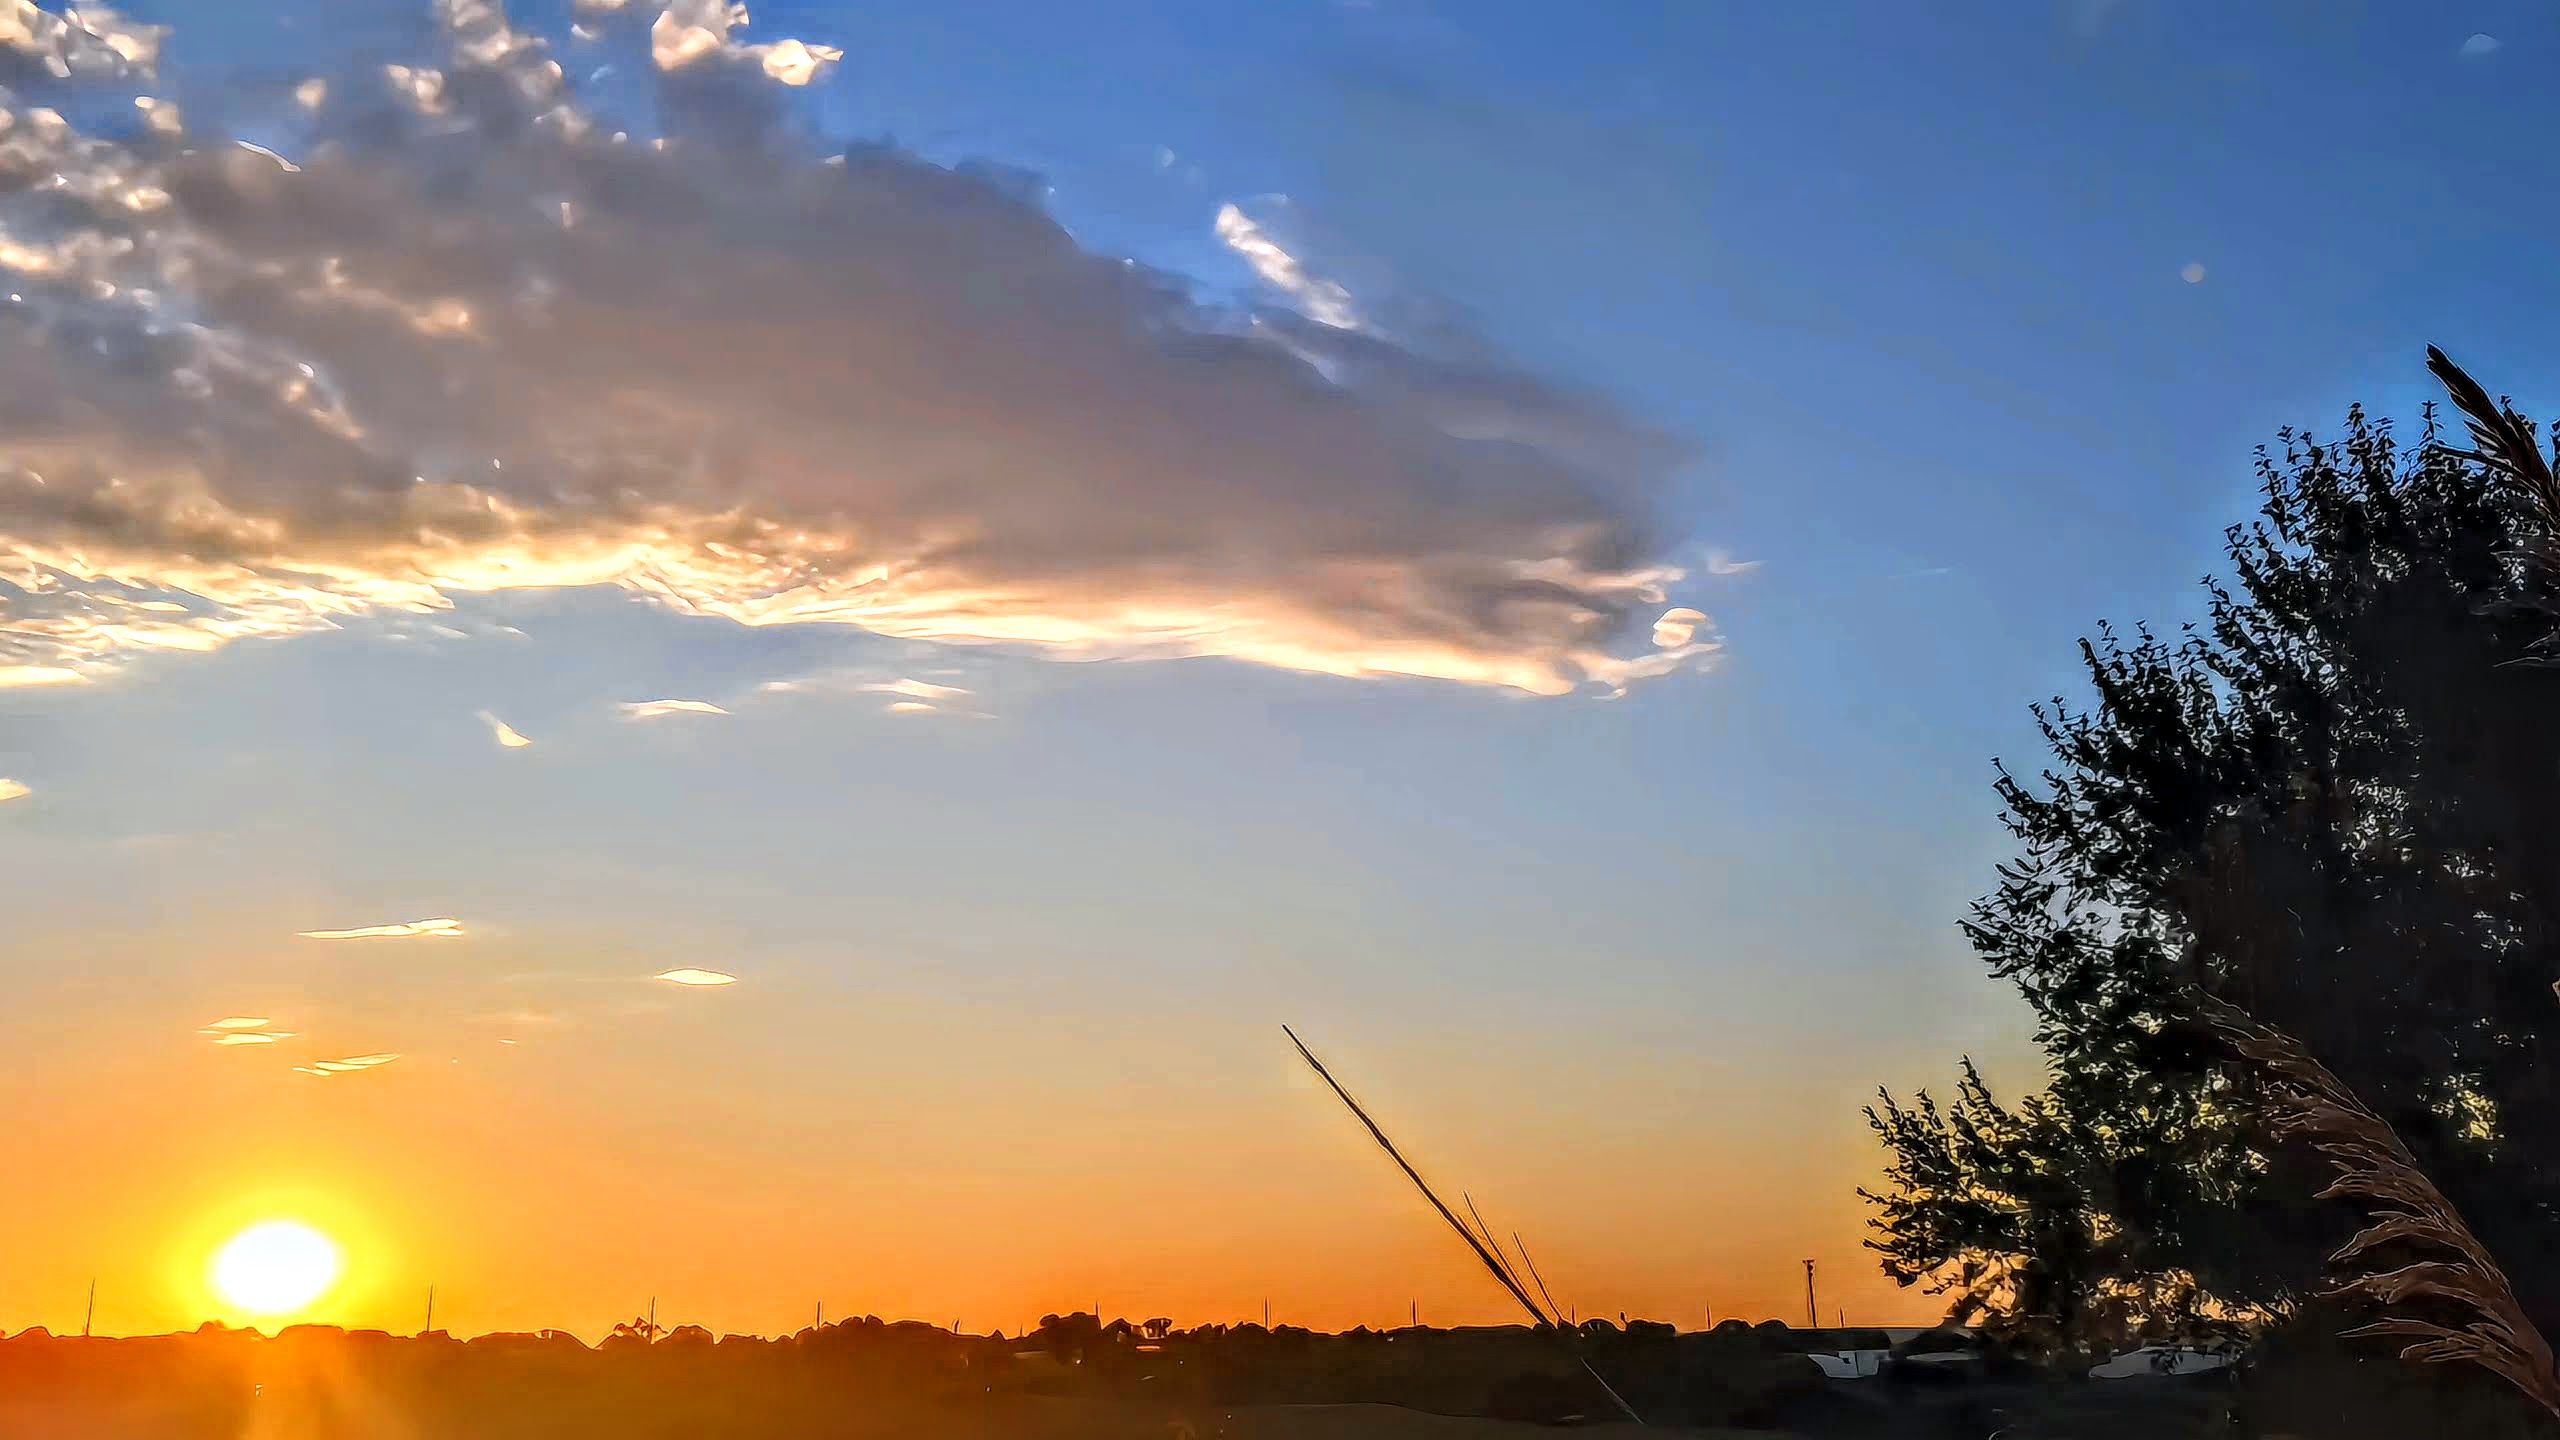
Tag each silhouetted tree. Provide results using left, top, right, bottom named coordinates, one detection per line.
left=1862, top=1057, right=2246, bottom=1350
left=1867, top=385, right=2560, bottom=1347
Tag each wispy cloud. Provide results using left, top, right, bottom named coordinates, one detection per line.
left=307, top=1052, right=402, bottom=1072
left=210, top=1031, right=294, bottom=1046
left=0, top=665, right=83, bottom=688
left=655, top=967, right=738, bottom=986
left=480, top=712, right=535, bottom=749
left=2460, top=32, right=2502, bottom=57
left=1702, top=549, right=1761, bottom=577
left=760, top=670, right=986, bottom=712
left=620, top=698, right=729, bottom=719
left=201, top=1017, right=272, bottom=1031
left=867, top=678, right=970, bottom=701
left=0, top=1, right=1704, bottom=699
left=299, top=917, right=465, bottom=941
left=755, top=667, right=995, bottom=717
left=0, top=778, right=27, bottom=803
left=1216, top=200, right=1362, bottom=330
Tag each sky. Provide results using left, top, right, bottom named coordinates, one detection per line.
left=2, top=0, right=2557, bottom=1340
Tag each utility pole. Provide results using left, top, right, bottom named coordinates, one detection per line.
left=83, top=1279, right=94, bottom=1339
left=1803, top=1261, right=1817, bottom=1329
left=647, top=1296, right=656, bottom=1342
left=424, top=1286, right=435, bottom=1336
left=815, top=1301, right=822, bottom=1331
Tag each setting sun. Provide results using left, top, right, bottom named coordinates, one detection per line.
left=210, top=1221, right=342, bottom=1317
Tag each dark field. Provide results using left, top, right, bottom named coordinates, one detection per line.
left=5, top=1313, right=2549, bottom=1440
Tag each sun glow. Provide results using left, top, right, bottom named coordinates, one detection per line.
left=210, top=1221, right=342, bottom=1317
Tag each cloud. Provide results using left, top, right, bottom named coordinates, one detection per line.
left=309, top=1052, right=402, bottom=1072
left=1650, top=607, right=1709, bottom=649
left=648, top=0, right=842, bottom=86
left=0, top=665, right=83, bottom=687
left=621, top=698, right=729, bottom=718
left=1702, top=549, right=1761, bottom=577
left=201, top=1016, right=272, bottom=1030
left=210, top=1031, right=294, bottom=1045
left=0, top=3, right=163, bottom=80
left=0, top=1, right=1704, bottom=700
left=480, top=712, right=535, bottom=749
left=0, top=777, right=26, bottom=803
left=760, top=668, right=975, bottom=701
left=757, top=667, right=993, bottom=716
left=2460, top=32, right=2501, bottom=57
left=299, top=917, right=466, bottom=940
left=1216, top=201, right=1362, bottom=330
left=655, top=967, right=737, bottom=985
left=2180, top=262, right=2207, bottom=285
left=868, top=678, right=968, bottom=700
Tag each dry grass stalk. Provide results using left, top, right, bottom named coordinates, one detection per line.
left=1281, top=1024, right=1645, bottom=1426
left=2430, top=346, right=2560, bottom=697
left=2193, top=991, right=2560, bottom=1420
left=2428, top=345, right=2560, bottom=541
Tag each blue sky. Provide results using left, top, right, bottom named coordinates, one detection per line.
left=0, top=0, right=2552, bottom=1334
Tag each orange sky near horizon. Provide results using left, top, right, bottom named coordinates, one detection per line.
left=1, top=909, right=2014, bottom=1341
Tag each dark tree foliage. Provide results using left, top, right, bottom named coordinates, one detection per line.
left=1865, top=398, right=2560, bottom=1349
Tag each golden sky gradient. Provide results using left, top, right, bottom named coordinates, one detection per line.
left=3, top=909, right=1989, bottom=1339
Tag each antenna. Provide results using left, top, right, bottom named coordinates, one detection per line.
left=83, top=1279, right=95, bottom=1339
left=424, top=1285, right=435, bottom=1336
left=647, top=1296, right=656, bottom=1342
left=1803, top=1261, right=1817, bottom=1329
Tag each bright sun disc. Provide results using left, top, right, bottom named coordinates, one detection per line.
left=211, top=1221, right=341, bottom=1316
